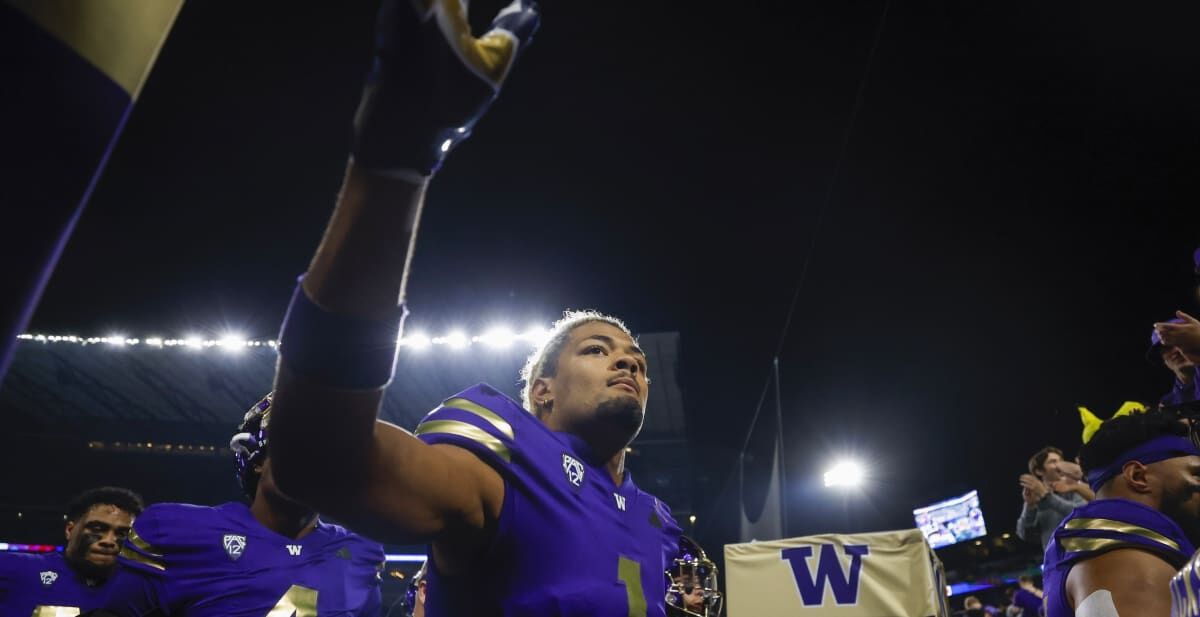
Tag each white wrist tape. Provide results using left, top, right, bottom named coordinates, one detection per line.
left=1077, top=590, right=1119, bottom=617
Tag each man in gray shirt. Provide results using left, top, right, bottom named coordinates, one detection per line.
left=1016, top=446, right=1092, bottom=550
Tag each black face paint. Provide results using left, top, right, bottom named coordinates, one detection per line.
left=67, top=524, right=117, bottom=582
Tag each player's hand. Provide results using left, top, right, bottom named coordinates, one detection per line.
left=1155, top=312, right=1200, bottom=356
left=352, top=0, right=541, bottom=176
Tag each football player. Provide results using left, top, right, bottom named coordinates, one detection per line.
left=0, top=487, right=142, bottom=616
left=103, top=394, right=384, bottom=616
left=403, top=561, right=426, bottom=617
left=264, top=1, right=683, bottom=615
left=1043, top=405, right=1200, bottom=617
left=666, top=536, right=722, bottom=617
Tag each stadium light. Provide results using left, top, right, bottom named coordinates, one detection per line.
left=401, top=332, right=432, bottom=351
left=441, top=330, right=469, bottom=350
left=477, top=326, right=516, bottom=349
left=823, top=459, right=866, bottom=488
left=18, top=322, right=551, bottom=353
left=218, top=333, right=248, bottom=353
left=521, top=326, right=549, bottom=346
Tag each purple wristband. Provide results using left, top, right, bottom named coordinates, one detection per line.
left=277, top=278, right=407, bottom=389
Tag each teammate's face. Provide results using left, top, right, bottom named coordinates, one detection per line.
left=538, top=322, right=649, bottom=446
left=64, top=504, right=133, bottom=579
left=1157, top=455, right=1200, bottom=546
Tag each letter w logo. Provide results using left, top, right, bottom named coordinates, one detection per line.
left=781, top=544, right=870, bottom=606
left=286, top=545, right=302, bottom=556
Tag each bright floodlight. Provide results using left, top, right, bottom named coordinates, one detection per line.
left=823, top=459, right=866, bottom=488
left=521, top=326, right=549, bottom=346
left=479, top=326, right=516, bottom=349
left=443, top=330, right=469, bottom=349
left=403, top=332, right=431, bottom=351
left=218, top=333, right=247, bottom=353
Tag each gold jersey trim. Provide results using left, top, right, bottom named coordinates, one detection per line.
left=439, top=397, right=514, bottom=439
left=415, top=419, right=511, bottom=463
left=119, top=545, right=166, bottom=571
left=1064, top=517, right=1181, bottom=551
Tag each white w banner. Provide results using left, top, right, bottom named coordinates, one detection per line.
left=724, top=528, right=949, bottom=617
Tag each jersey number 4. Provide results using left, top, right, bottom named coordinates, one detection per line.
left=618, top=555, right=648, bottom=617
left=267, top=584, right=318, bottom=617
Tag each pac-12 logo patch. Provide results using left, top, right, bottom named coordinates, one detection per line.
left=39, top=570, right=58, bottom=585
left=562, top=454, right=585, bottom=487
left=223, top=534, right=247, bottom=561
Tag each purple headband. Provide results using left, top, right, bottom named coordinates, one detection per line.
left=1087, top=435, right=1200, bottom=492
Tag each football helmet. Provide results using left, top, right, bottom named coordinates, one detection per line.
left=404, top=560, right=428, bottom=617
left=229, top=393, right=273, bottom=498
left=666, top=536, right=723, bottom=617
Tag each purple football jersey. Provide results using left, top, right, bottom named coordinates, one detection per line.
left=415, top=383, right=683, bottom=617
left=1043, top=498, right=1193, bottom=617
left=0, top=551, right=120, bottom=616
left=105, top=502, right=383, bottom=616
left=1171, top=546, right=1200, bottom=616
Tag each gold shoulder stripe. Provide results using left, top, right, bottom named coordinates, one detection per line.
left=416, top=420, right=511, bottom=463
left=1059, top=537, right=1139, bottom=554
left=440, top=397, right=514, bottom=440
left=128, top=528, right=164, bottom=557
left=120, top=545, right=166, bottom=571
left=1063, top=518, right=1181, bottom=551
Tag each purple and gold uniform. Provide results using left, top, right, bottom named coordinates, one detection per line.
left=105, top=502, right=382, bottom=616
left=1171, top=548, right=1200, bottom=617
left=415, top=384, right=682, bottom=617
left=0, top=551, right=119, bottom=616
left=1043, top=499, right=1194, bottom=617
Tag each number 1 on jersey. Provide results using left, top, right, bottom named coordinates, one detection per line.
left=617, top=555, right=647, bottom=617
left=267, top=584, right=318, bottom=617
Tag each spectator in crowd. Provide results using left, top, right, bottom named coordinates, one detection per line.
left=1017, top=447, right=1091, bottom=549
left=0, top=487, right=143, bottom=616
left=1011, top=575, right=1043, bottom=616
left=964, top=595, right=987, bottom=617
left=1148, top=317, right=1199, bottom=406
left=1004, top=589, right=1022, bottom=617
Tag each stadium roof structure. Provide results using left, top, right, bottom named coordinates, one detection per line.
left=0, top=330, right=693, bottom=548
left=1, top=331, right=687, bottom=442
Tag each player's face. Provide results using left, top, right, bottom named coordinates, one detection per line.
left=542, top=322, right=649, bottom=444
left=64, top=504, right=133, bottom=578
left=1158, top=455, right=1200, bottom=546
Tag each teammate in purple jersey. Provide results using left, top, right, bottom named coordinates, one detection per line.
left=0, top=487, right=142, bottom=617
left=257, top=1, right=682, bottom=614
left=104, top=395, right=384, bottom=617
left=1043, top=407, right=1200, bottom=617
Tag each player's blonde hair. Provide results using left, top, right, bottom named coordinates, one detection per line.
left=520, top=310, right=635, bottom=414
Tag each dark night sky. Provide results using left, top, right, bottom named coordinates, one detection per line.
left=22, top=1, right=1200, bottom=548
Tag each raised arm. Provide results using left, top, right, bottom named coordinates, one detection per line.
left=268, top=0, right=539, bottom=546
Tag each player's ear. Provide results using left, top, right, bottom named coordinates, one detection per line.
left=1122, top=461, right=1152, bottom=494
left=64, top=519, right=75, bottom=541
left=530, top=378, right=553, bottom=415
